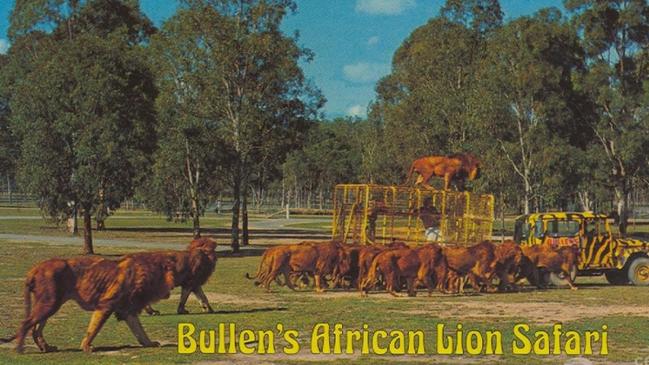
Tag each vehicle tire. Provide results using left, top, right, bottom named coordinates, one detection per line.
left=605, top=269, right=629, bottom=285
left=548, top=266, right=577, bottom=287
left=627, top=257, right=649, bottom=286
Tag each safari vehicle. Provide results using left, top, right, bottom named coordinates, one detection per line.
left=513, top=212, right=649, bottom=286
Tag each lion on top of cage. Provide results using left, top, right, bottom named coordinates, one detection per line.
left=404, top=153, right=481, bottom=191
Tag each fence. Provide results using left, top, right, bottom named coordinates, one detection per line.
left=331, top=184, right=495, bottom=246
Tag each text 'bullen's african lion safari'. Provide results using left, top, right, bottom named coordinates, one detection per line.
left=177, top=322, right=608, bottom=356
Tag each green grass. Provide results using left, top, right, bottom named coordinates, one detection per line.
left=1, top=208, right=649, bottom=363
left=0, top=238, right=648, bottom=364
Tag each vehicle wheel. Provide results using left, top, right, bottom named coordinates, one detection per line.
left=605, top=269, right=629, bottom=285
left=627, top=257, right=649, bottom=286
left=548, top=266, right=577, bottom=287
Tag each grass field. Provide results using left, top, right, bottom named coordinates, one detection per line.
left=0, top=208, right=648, bottom=364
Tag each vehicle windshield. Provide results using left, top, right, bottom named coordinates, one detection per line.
left=546, top=219, right=580, bottom=237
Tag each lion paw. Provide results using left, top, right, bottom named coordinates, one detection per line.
left=144, top=341, right=160, bottom=348
left=81, top=344, right=93, bottom=353
left=42, top=344, right=58, bottom=353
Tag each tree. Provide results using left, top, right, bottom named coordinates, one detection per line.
left=0, top=55, right=19, bottom=195
left=372, top=17, right=482, bottom=180
left=160, top=0, right=322, bottom=251
left=474, top=8, right=587, bottom=213
left=566, top=0, right=649, bottom=234
left=6, top=0, right=157, bottom=253
left=441, top=0, right=503, bottom=34
left=145, top=15, right=239, bottom=238
left=369, top=1, right=503, bottom=187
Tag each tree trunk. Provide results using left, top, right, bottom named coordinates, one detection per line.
left=577, top=191, right=592, bottom=212
left=192, top=197, right=201, bottom=238
left=523, top=180, right=531, bottom=215
left=615, top=185, right=629, bottom=236
left=67, top=206, right=79, bottom=234
left=95, top=203, right=106, bottom=231
left=6, top=174, right=11, bottom=204
left=231, top=178, right=241, bottom=252
left=281, top=177, right=285, bottom=209
left=319, top=188, right=323, bottom=210
left=307, top=186, right=312, bottom=209
left=500, top=191, right=505, bottom=243
left=83, top=208, right=94, bottom=255
left=242, top=175, right=249, bottom=246
left=72, top=207, right=78, bottom=234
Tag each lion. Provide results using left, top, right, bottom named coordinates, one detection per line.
left=13, top=254, right=176, bottom=353
left=251, top=241, right=348, bottom=292
left=143, top=237, right=218, bottom=315
left=357, top=241, right=409, bottom=290
left=442, top=240, right=498, bottom=294
left=521, top=244, right=579, bottom=290
left=245, top=241, right=321, bottom=291
left=493, top=240, right=524, bottom=291
left=332, top=244, right=363, bottom=289
left=465, top=240, right=524, bottom=292
left=404, top=152, right=480, bottom=191
left=361, top=245, right=447, bottom=297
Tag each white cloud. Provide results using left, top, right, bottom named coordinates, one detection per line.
left=355, top=0, right=416, bottom=15
left=343, top=62, right=390, bottom=83
left=367, top=36, right=380, bottom=46
left=347, top=104, right=366, bottom=117
left=0, top=39, right=9, bottom=55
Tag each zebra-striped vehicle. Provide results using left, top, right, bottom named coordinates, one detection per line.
left=513, top=212, right=649, bottom=286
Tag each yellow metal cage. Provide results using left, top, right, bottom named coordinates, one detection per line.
left=331, top=184, right=494, bottom=246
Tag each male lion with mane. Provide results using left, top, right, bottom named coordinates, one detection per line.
left=405, top=152, right=480, bottom=191
left=142, top=237, right=218, bottom=315
left=12, top=254, right=176, bottom=353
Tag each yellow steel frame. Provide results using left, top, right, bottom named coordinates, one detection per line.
left=331, top=184, right=495, bottom=246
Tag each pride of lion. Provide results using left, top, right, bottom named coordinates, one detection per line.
left=6, top=151, right=582, bottom=355
left=246, top=239, right=579, bottom=296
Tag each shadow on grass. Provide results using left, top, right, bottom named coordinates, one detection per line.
left=150, top=307, right=288, bottom=317
left=52, top=343, right=178, bottom=353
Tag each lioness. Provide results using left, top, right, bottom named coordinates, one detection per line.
left=361, top=245, right=447, bottom=297
left=521, top=244, right=579, bottom=290
left=443, top=241, right=498, bottom=294
left=250, top=241, right=347, bottom=292
left=14, top=254, right=176, bottom=353
left=356, top=241, right=409, bottom=289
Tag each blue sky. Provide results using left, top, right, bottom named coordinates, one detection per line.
left=0, top=0, right=565, bottom=118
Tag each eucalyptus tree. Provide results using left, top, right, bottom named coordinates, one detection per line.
left=5, top=0, right=156, bottom=253
left=566, top=0, right=649, bottom=234
left=157, top=0, right=322, bottom=251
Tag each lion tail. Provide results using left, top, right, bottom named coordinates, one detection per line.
left=361, top=255, right=382, bottom=292
left=24, top=269, right=35, bottom=319
left=0, top=270, right=38, bottom=344
left=246, top=251, right=269, bottom=283
left=403, top=161, right=417, bottom=186
left=248, top=251, right=274, bottom=287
